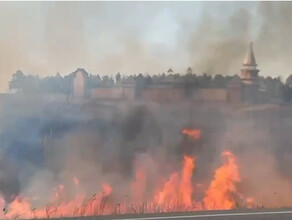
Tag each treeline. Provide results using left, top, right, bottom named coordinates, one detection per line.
left=8, top=69, right=292, bottom=102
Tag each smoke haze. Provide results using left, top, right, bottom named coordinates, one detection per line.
left=1, top=3, right=292, bottom=216
left=1, top=96, right=292, bottom=214
left=0, top=2, right=292, bottom=92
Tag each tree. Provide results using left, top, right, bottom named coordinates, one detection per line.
left=9, top=70, right=25, bottom=90
left=145, top=75, right=153, bottom=86
left=135, top=73, right=145, bottom=98
left=286, top=74, right=292, bottom=88
left=198, top=73, right=212, bottom=88
left=213, top=74, right=226, bottom=88
left=115, top=72, right=121, bottom=83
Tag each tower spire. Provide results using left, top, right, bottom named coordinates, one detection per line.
left=240, top=42, right=259, bottom=85
left=243, top=42, right=257, bottom=67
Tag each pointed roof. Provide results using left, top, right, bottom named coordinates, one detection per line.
left=72, top=68, right=89, bottom=78
left=243, top=42, right=257, bottom=66
left=187, top=67, right=193, bottom=74
left=167, top=68, right=174, bottom=73
left=55, top=72, right=61, bottom=78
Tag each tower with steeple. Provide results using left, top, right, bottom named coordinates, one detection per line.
left=240, top=42, right=259, bottom=85
left=240, top=42, right=260, bottom=103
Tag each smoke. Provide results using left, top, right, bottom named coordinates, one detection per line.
left=188, top=2, right=292, bottom=77
left=1, top=93, right=292, bottom=215
left=255, top=2, right=292, bottom=78
left=1, top=1, right=292, bottom=215
left=188, top=8, right=250, bottom=75
left=1, top=2, right=292, bottom=92
left=214, top=108, right=292, bottom=208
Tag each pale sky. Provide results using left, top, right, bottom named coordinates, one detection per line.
left=0, top=1, right=291, bottom=92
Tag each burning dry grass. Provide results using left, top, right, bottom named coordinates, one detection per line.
left=181, top=129, right=202, bottom=140
left=204, top=151, right=241, bottom=210
left=0, top=151, right=252, bottom=219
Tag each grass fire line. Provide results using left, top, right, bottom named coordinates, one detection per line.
left=0, top=151, right=254, bottom=219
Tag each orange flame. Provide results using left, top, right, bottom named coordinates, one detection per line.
left=73, top=177, right=80, bottom=186
left=5, top=197, right=32, bottom=219
left=182, top=128, right=201, bottom=140
left=154, top=155, right=195, bottom=211
left=0, top=151, right=250, bottom=219
left=131, top=168, right=146, bottom=204
left=203, top=151, right=241, bottom=210
left=102, top=183, right=112, bottom=197
left=154, top=172, right=180, bottom=209
left=179, top=155, right=195, bottom=207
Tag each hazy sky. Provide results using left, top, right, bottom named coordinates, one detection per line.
left=0, top=1, right=291, bottom=92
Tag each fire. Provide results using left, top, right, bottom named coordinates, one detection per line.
left=182, top=128, right=201, bottom=140
left=73, top=177, right=80, bottom=186
left=5, top=197, right=32, bottom=219
left=102, top=183, right=112, bottom=197
left=154, top=155, right=195, bottom=211
left=179, top=155, right=195, bottom=207
left=131, top=168, right=146, bottom=204
left=245, top=197, right=255, bottom=209
left=203, top=151, right=241, bottom=210
left=0, top=151, right=251, bottom=219
left=59, top=184, right=65, bottom=191
left=246, top=197, right=254, bottom=203
left=154, top=172, right=180, bottom=210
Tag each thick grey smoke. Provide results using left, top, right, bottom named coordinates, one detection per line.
left=1, top=93, right=292, bottom=212
left=255, top=2, right=292, bottom=78
left=188, top=2, right=292, bottom=77
left=188, top=7, right=251, bottom=75
left=1, top=2, right=292, bottom=92
left=1, top=1, right=292, bottom=214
